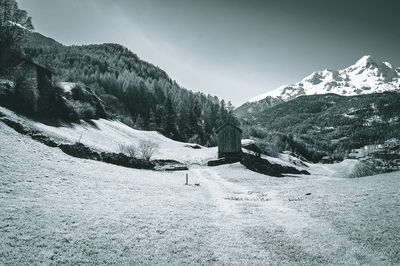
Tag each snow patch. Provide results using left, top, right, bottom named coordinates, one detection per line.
left=33, top=119, right=217, bottom=164
left=56, top=82, right=77, bottom=93
left=0, top=79, right=14, bottom=87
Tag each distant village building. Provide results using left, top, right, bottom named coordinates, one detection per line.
left=384, top=138, right=400, bottom=149
left=216, top=121, right=242, bottom=159
left=348, top=149, right=365, bottom=159
left=364, top=144, right=383, bottom=154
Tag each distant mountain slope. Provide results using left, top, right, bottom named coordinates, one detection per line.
left=235, top=96, right=284, bottom=119
left=237, top=56, right=400, bottom=116
left=23, top=31, right=63, bottom=49
left=240, top=92, right=400, bottom=159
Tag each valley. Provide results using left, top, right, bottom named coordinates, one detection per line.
left=1, top=117, right=400, bottom=264
left=1, top=1, right=400, bottom=264
left=234, top=56, right=400, bottom=164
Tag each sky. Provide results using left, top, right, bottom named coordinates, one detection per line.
left=18, top=0, right=400, bottom=106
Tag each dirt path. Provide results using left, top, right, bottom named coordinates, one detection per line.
left=191, top=167, right=388, bottom=264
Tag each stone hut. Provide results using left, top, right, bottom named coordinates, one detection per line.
left=14, top=57, right=54, bottom=92
left=11, top=57, right=55, bottom=112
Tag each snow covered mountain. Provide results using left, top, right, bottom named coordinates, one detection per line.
left=249, top=55, right=400, bottom=103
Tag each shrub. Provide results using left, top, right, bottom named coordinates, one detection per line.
left=118, top=143, right=137, bottom=158
left=348, top=161, right=386, bottom=178
left=69, top=100, right=96, bottom=120
left=0, top=82, right=15, bottom=107
left=66, top=84, right=106, bottom=119
left=138, top=140, right=158, bottom=161
left=58, top=98, right=79, bottom=122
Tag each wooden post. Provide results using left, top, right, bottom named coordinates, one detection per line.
left=185, top=173, right=188, bottom=185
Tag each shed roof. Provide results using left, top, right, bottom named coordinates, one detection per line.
left=12, top=56, right=55, bottom=74
left=215, top=121, right=242, bottom=133
left=24, top=58, right=56, bottom=74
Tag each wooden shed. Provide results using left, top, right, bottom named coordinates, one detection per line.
left=216, top=121, right=242, bottom=159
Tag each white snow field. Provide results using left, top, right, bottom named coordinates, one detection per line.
left=33, top=118, right=217, bottom=164
left=0, top=106, right=217, bottom=165
left=1, top=115, right=400, bottom=264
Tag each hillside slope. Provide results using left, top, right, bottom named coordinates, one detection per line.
left=0, top=106, right=216, bottom=164
left=239, top=92, right=400, bottom=158
left=6, top=31, right=235, bottom=146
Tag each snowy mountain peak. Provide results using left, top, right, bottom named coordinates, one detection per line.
left=248, top=55, right=400, bottom=103
left=355, top=55, right=375, bottom=67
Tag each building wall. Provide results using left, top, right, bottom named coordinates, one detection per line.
left=14, top=61, right=40, bottom=112
left=37, top=67, right=53, bottom=96
left=16, top=61, right=38, bottom=90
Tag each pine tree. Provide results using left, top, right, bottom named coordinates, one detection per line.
left=163, top=95, right=178, bottom=139
left=0, top=0, right=34, bottom=70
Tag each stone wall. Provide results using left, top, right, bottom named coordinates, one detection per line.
left=13, top=61, right=39, bottom=113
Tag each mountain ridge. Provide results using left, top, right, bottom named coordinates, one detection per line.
left=248, top=55, right=400, bottom=103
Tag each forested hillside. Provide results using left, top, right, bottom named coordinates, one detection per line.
left=240, top=92, right=400, bottom=161
left=0, top=0, right=237, bottom=146
left=23, top=43, right=237, bottom=146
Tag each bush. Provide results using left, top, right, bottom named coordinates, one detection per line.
left=138, top=140, right=158, bottom=161
left=69, top=100, right=96, bottom=120
left=348, top=161, right=386, bottom=178
left=118, top=143, right=137, bottom=158
left=0, top=82, right=15, bottom=107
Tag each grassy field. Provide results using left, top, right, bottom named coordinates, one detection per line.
left=1, top=120, right=400, bottom=265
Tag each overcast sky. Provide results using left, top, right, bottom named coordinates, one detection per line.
left=18, top=0, right=400, bottom=106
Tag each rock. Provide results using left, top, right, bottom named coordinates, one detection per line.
left=59, top=143, right=101, bottom=161
left=101, top=152, right=154, bottom=169
left=240, top=153, right=308, bottom=177
left=31, top=134, right=58, bottom=147
left=207, top=157, right=241, bottom=166
left=185, top=144, right=202, bottom=149
left=153, top=159, right=188, bottom=171
left=207, top=158, right=227, bottom=166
